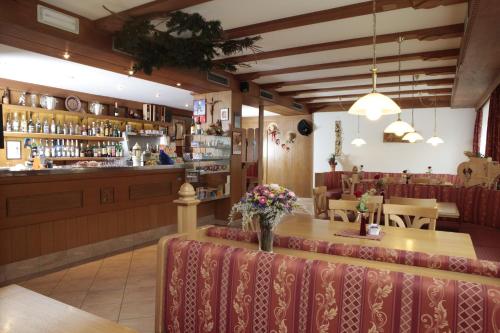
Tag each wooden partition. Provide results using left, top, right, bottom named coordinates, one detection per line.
left=0, top=167, right=184, bottom=266
left=242, top=115, right=313, bottom=197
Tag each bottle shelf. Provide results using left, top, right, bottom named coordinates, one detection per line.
left=49, top=157, right=123, bottom=161
left=2, top=104, right=171, bottom=127
left=4, top=132, right=124, bottom=141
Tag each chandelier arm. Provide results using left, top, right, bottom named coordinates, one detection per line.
left=397, top=36, right=403, bottom=121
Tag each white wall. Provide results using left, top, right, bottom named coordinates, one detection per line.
left=479, top=99, right=490, bottom=156
left=313, top=107, right=475, bottom=175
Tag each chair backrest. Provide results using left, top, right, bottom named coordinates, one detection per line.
left=312, top=186, right=327, bottom=218
left=367, top=195, right=383, bottom=225
left=329, top=199, right=375, bottom=223
left=156, top=238, right=497, bottom=333
left=388, top=196, right=437, bottom=207
left=383, top=203, right=438, bottom=230
left=340, top=193, right=356, bottom=200
left=340, top=174, right=351, bottom=193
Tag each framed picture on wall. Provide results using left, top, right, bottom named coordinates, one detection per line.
left=174, top=121, right=185, bottom=140
left=232, top=131, right=242, bottom=155
left=193, top=99, right=206, bottom=116
left=6, top=140, right=21, bottom=160
left=220, top=108, right=229, bottom=121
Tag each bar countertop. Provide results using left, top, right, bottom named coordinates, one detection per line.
left=0, top=164, right=186, bottom=184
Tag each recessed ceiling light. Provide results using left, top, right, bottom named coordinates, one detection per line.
left=155, top=92, right=161, bottom=98
left=63, top=51, right=70, bottom=59
left=185, top=104, right=189, bottom=107
left=176, top=82, right=181, bottom=87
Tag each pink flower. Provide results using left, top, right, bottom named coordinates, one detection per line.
left=269, top=193, right=275, bottom=198
left=259, top=197, right=267, bottom=205
left=289, top=191, right=296, bottom=197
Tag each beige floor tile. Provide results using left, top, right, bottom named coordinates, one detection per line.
left=20, top=280, right=59, bottom=295
left=65, top=261, right=102, bottom=279
left=119, top=300, right=155, bottom=320
left=119, top=316, right=154, bottom=333
left=82, top=288, right=124, bottom=305
left=25, top=269, right=67, bottom=285
left=90, top=277, right=127, bottom=292
left=125, top=274, right=156, bottom=289
left=95, top=267, right=130, bottom=280
left=105, top=251, right=133, bottom=261
left=52, top=276, right=95, bottom=293
left=81, top=301, right=122, bottom=321
left=50, top=290, right=87, bottom=308
left=122, top=285, right=155, bottom=304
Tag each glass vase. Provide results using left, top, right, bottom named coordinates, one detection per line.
left=255, top=214, right=274, bottom=252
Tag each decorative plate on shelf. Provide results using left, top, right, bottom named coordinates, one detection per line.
left=65, top=95, right=82, bottom=112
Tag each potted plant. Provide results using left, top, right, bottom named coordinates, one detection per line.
left=229, top=184, right=301, bottom=252
left=328, top=154, right=337, bottom=171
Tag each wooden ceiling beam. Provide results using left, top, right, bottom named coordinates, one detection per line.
left=237, top=49, right=459, bottom=80
left=279, top=78, right=455, bottom=96
left=310, top=95, right=451, bottom=112
left=298, top=88, right=452, bottom=103
left=225, top=0, right=466, bottom=39
left=95, top=0, right=213, bottom=32
left=222, top=24, right=463, bottom=64
left=263, top=66, right=457, bottom=89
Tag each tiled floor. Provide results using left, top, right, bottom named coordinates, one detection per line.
left=20, top=245, right=158, bottom=333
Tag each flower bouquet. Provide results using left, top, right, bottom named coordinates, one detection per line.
left=229, top=184, right=301, bottom=252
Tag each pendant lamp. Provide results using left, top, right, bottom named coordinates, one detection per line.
left=348, top=0, right=401, bottom=121
left=426, top=95, right=444, bottom=146
left=402, top=76, right=424, bottom=143
left=384, top=36, right=414, bottom=136
left=351, top=114, right=367, bottom=147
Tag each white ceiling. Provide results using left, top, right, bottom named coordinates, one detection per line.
left=0, top=44, right=194, bottom=110
left=41, top=0, right=153, bottom=20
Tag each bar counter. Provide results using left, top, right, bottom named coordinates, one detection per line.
left=0, top=165, right=185, bottom=281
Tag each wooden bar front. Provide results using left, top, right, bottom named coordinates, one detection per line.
left=0, top=166, right=185, bottom=265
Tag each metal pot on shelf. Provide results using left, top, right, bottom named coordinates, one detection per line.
left=89, top=102, right=103, bottom=115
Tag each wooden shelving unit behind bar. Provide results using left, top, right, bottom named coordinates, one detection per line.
left=4, top=132, right=123, bottom=142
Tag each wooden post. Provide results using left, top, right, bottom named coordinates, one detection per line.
left=257, top=103, right=265, bottom=184
left=174, top=182, right=200, bottom=234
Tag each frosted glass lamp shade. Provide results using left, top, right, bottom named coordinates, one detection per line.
left=348, top=92, right=401, bottom=121
left=426, top=136, right=444, bottom=146
left=351, top=137, right=367, bottom=147
left=402, top=131, right=424, bottom=143
left=384, top=120, right=414, bottom=137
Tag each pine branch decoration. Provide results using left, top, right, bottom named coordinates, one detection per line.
left=114, top=11, right=261, bottom=74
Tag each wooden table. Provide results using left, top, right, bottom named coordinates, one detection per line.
left=0, top=285, right=137, bottom=333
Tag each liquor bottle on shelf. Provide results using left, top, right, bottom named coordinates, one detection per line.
left=43, top=118, right=49, bottom=134
left=20, top=114, right=27, bottom=132
left=38, top=140, right=45, bottom=158
left=35, top=116, right=41, bottom=133
left=91, top=122, right=97, bottom=136
left=80, top=143, right=85, bottom=157
left=51, top=139, right=56, bottom=157
left=74, top=140, right=79, bottom=157
left=103, top=122, right=109, bottom=137
left=50, top=117, right=56, bottom=134
left=190, top=118, right=195, bottom=135
left=56, top=120, right=61, bottom=134
left=74, top=122, right=81, bottom=135
left=68, top=122, right=74, bottom=135
left=81, top=122, right=87, bottom=136
left=31, top=139, right=38, bottom=158
left=27, top=114, right=34, bottom=133
left=101, top=141, right=107, bottom=157
left=12, top=112, right=19, bottom=132
left=63, top=122, right=68, bottom=135
left=44, top=140, right=51, bottom=158
left=5, top=113, right=12, bottom=132
left=195, top=117, right=202, bottom=134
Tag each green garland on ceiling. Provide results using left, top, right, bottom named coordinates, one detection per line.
left=113, top=11, right=261, bottom=74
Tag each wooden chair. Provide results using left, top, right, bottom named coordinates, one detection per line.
left=312, top=186, right=328, bottom=219
left=329, top=199, right=375, bottom=223
left=341, top=193, right=356, bottom=200
left=383, top=204, right=438, bottom=230
left=341, top=174, right=352, bottom=194
left=388, top=197, right=437, bottom=207
left=367, top=195, right=383, bottom=225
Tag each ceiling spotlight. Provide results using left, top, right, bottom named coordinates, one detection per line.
left=185, top=104, right=189, bottom=107
left=176, top=82, right=182, bottom=87
left=127, top=67, right=135, bottom=76
left=63, top=51, right=70, bottom=59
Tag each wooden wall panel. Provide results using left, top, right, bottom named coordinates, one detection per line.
left=242, top=115, right=313, bottom=197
